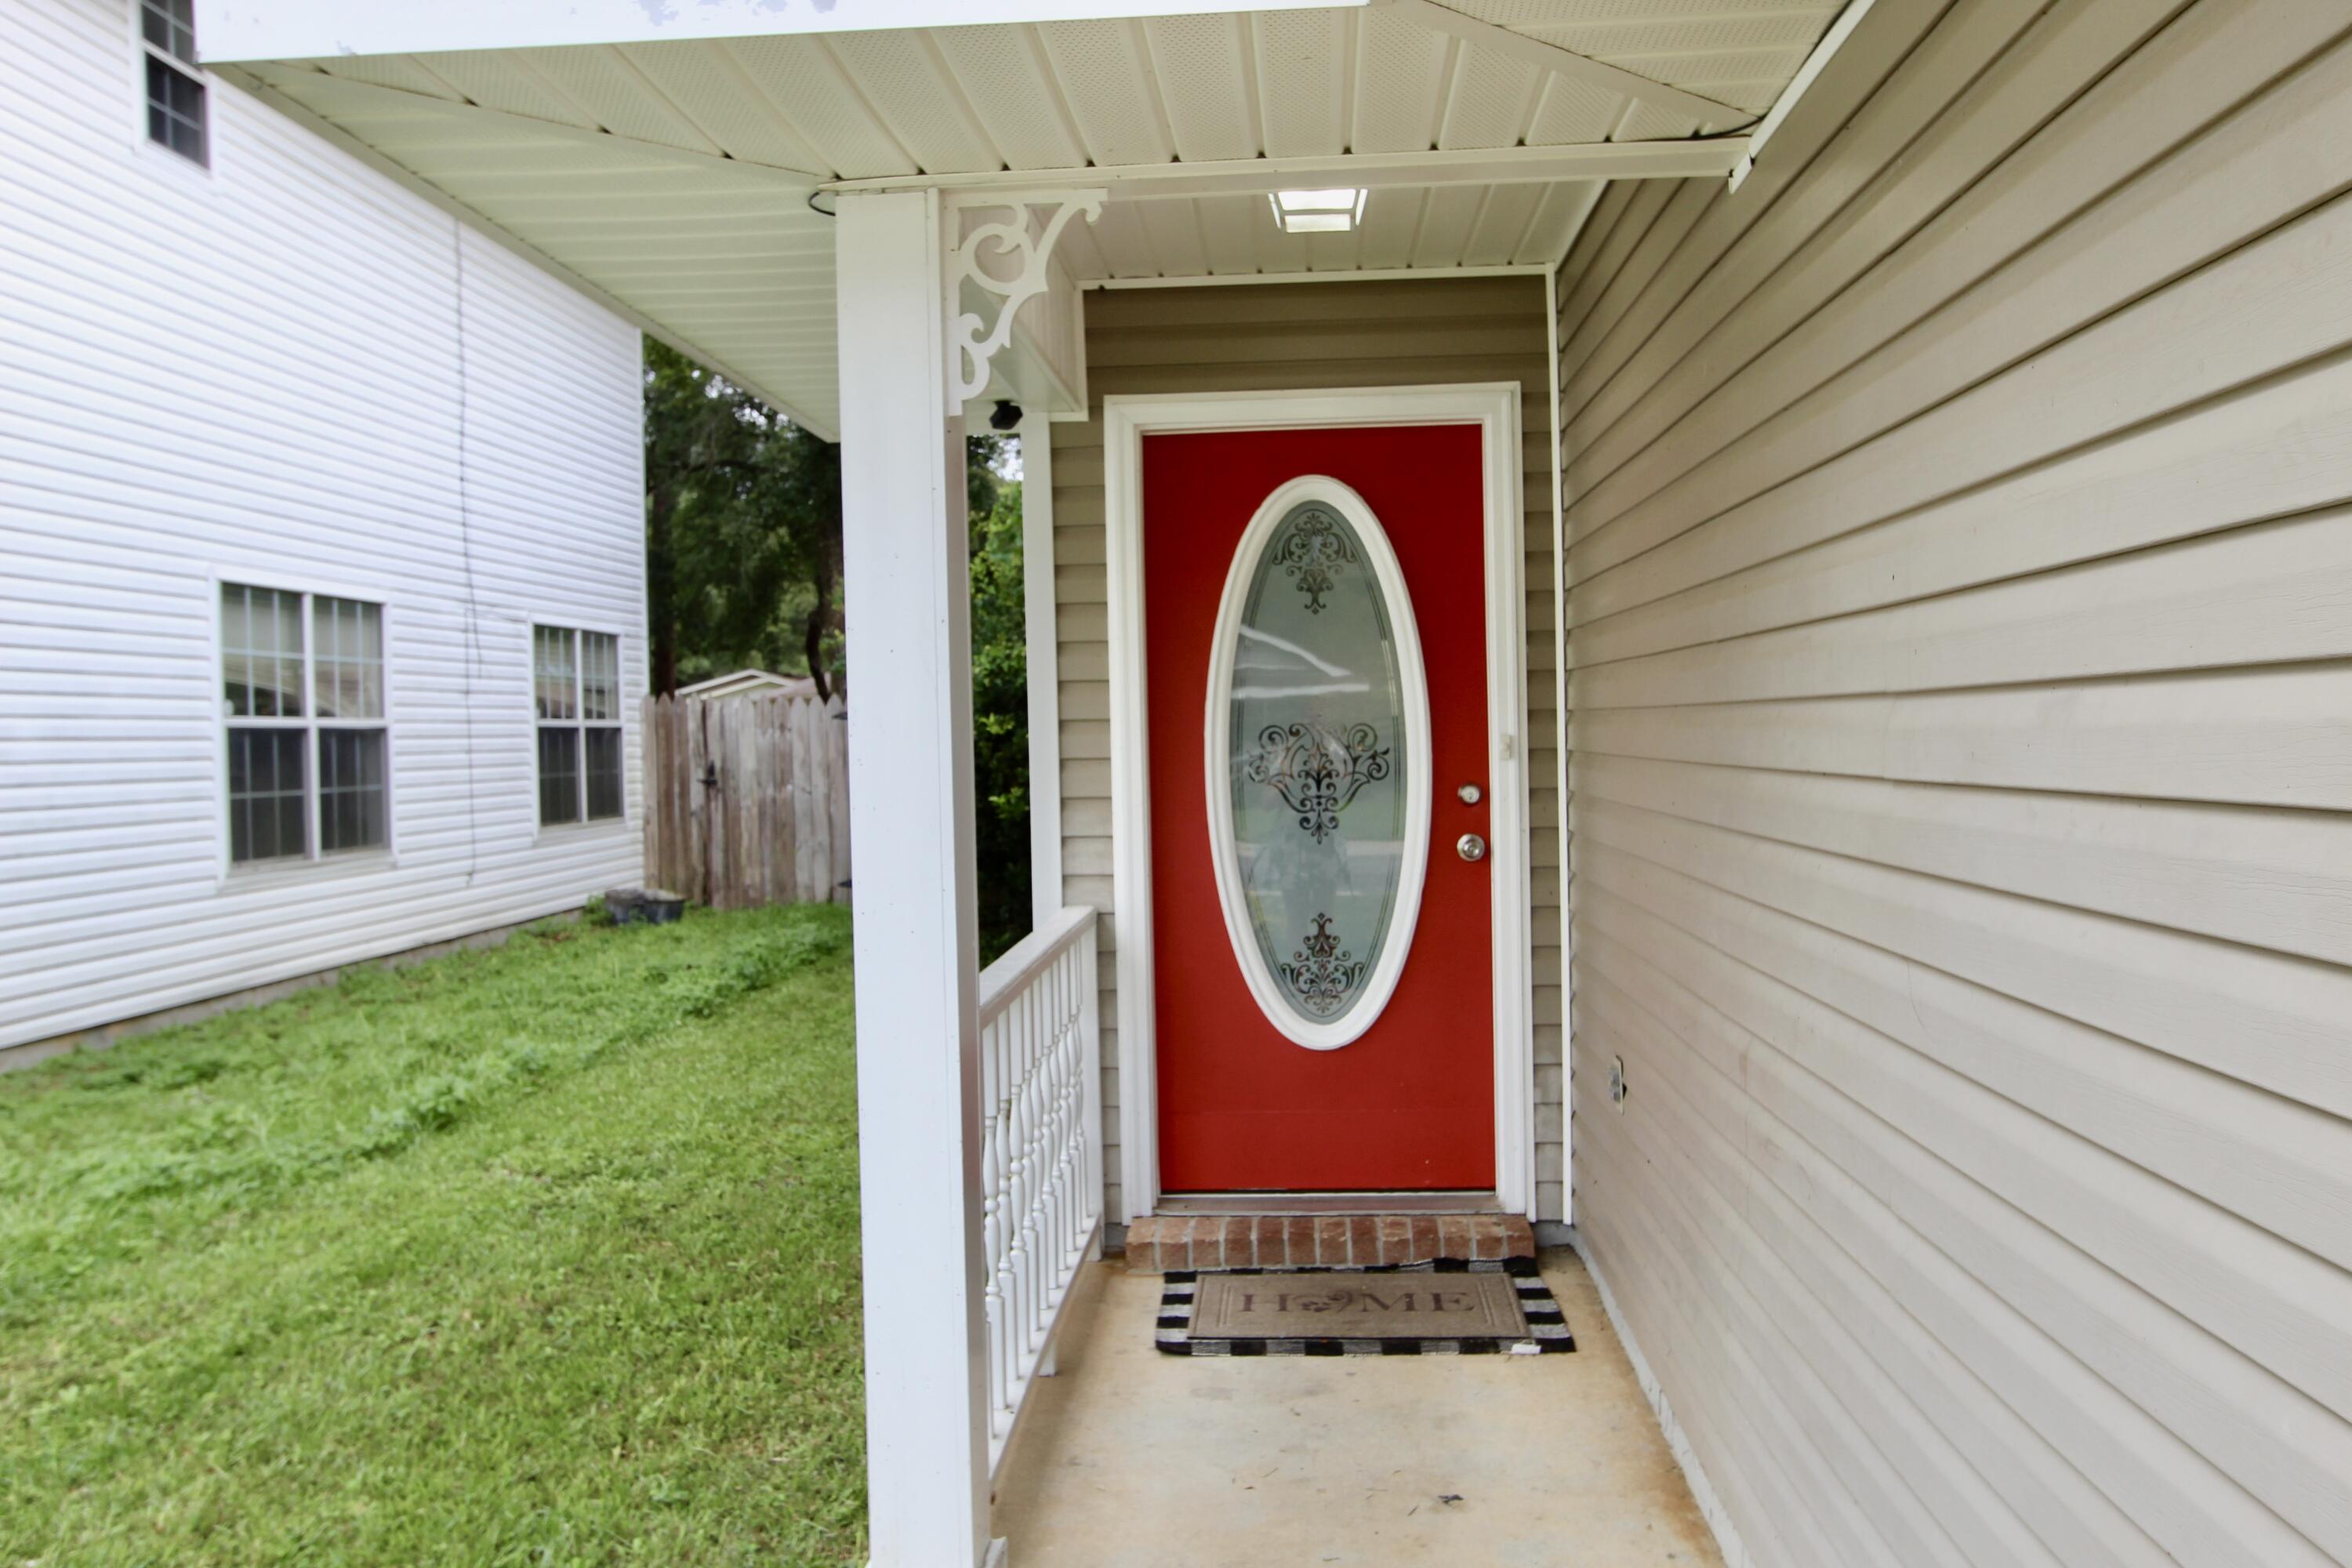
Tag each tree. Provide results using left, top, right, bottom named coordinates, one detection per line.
left=967, top=470, right=1030, bottom=959
left=644, top=339, right=1033, bottom=950
left=642, top=340, right=842, bottom=698
left=644, top=342, right=1013, bottom=705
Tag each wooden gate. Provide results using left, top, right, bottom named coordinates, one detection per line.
left=641, top=692, right=850, bottom=909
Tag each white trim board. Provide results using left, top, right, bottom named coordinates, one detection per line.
left=1087, top=265, right=1557, bottom=291
left=1019, top=411, right=1065, bottom=933
left=1728, top=0, right=1881, bottom=192
left=1544, top=264, right=1573, bottom=1229
left=196, top=0, right=1362, bottom=61
left=824, top=139, right=1745, bottom=199
left=1102, top=383, right=1537, bottom=1223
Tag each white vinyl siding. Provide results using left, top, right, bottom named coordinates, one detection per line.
left=0, top=0, right=645, bottom=1054
left=1557, top=1, right=2352, bottom=1563
left=1054, top=276, right=1565, bottom=1225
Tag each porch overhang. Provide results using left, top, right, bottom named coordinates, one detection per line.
left=192, top=0, right=1369, bottom=64
left=193, top=1, right=1843, bottom=437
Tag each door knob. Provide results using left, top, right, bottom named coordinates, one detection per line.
left=1457, top=782, right=1483, bottom=804
left=1457, top=833, right=1487, bottom=862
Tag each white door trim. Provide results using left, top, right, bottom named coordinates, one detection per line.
left=1102, top=383, right=1535, bottom=1223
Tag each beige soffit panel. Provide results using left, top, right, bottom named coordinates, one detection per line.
left=220, top=3, right=1852, bottom=429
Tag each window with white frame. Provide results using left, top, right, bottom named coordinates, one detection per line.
left=139, top=0, right=208, bottom=166
left=220, top=584, right=389, bottom=864
left=534, top=626, right=623, bottom=826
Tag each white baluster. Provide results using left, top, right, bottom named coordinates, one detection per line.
left=1000, top=1013, right=1021, bottom=1431
left=973, top=912, right=1104, bottom=1472
left=978, top=1015, right=1005, bottom=1434
left=1055, top=949, right=1076, bottom=1267
left=1019, top=991, right=1046, bottom=1363
left=1052, top=957, right=1076, bottom=1272
left=1006, top=989, right=1033, bottom=1387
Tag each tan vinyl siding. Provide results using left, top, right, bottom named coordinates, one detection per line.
left=1558, top=1, right=2352, bottom=1563
left=1052, top=276, right=1563, bottom=1225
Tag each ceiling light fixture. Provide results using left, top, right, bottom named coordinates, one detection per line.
left=1269, top=187, right=1367, bottom=234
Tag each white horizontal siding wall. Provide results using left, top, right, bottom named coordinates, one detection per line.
left=0, top=0, right=645, bottom=1054
left=1559, top=1, right=2352, bottom=1564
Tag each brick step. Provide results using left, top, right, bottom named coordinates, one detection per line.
left=1123, top=1214, right=1535, bottom=1273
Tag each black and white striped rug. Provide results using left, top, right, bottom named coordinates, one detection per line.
left=1155, top=1256, right=1576, bottom=1356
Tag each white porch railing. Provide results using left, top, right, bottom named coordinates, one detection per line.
left=975, top=903, right=1102, bottom=1474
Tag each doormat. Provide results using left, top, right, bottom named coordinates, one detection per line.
left=1156, top=1257, right=1574, bottom=1356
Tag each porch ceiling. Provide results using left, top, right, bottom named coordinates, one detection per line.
left=220, top=1, right=1842, bottom=435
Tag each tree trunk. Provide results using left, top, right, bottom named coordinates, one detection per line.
left=804, top=569, right=833, bottom=703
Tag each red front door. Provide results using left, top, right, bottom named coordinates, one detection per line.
left=1145, top=423, right=1494, bottom=1193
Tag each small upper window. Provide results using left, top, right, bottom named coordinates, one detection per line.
left=534, top=626, right=625, bottom=827
left=140, top=0, right=207, bottom=165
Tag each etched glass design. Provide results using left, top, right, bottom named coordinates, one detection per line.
left=1224, top=502, right=1408, bottom=1025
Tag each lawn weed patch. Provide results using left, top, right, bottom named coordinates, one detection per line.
left=0, top=905, right=866, bottom=1566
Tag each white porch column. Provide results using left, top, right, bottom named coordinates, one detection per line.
left=834, top=189, right=993, bottom=1568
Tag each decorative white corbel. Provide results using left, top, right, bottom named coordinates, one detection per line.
left=946, top=191, right=1104, bottom=408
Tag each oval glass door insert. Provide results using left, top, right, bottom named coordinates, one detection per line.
left=1203, top=476, right=1431, bottom=1051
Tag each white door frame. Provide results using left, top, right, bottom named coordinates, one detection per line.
left=1102, top=383, right=1536, bottom=1224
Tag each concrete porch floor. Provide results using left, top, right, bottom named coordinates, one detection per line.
left=991, top=1247, right=1723, bottom=1566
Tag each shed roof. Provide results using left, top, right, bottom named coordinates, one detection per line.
left=678, top=670, right=822, bottom=699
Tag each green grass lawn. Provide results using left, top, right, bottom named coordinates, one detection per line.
left=0, top=905, right=866, bottom=1567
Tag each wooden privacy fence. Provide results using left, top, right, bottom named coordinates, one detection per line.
left=641, top=691, right=850, bottom=909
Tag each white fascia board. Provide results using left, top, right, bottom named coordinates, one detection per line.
left=194, top=0, right=1363, bottom=63
left=1728, top=0, right=1878, bottom=192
